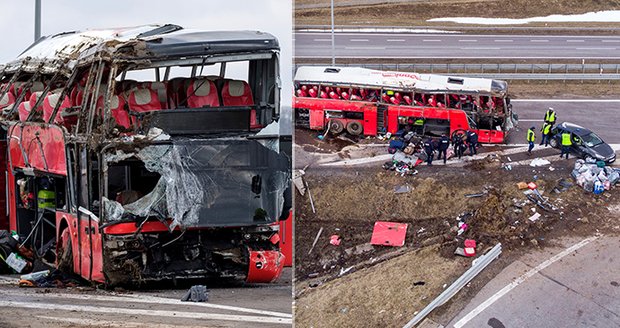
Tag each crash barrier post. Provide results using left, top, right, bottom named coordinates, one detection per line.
left=402, top=243, right=502, bottom=328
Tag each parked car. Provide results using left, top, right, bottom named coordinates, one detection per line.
left=549, top=122, right=616, bottom=163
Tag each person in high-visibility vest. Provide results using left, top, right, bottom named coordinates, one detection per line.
left=560, top=131, right=572, bottom=159
left=37, top=178, right=55, bottom=210
left=539, top=122, right=552, bottom=147
left=527, top=126, right=536, bottom=155
left=544, top=107, right=556, bottom=126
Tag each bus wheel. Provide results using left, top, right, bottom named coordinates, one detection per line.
left=328, top=119, right=344, bottom=135
left=346, top=121, right=364, bottom=136
left=451, top=129, right=467, bottom=140
left=57, top=228, right=73, bottom=273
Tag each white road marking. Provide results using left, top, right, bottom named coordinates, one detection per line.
left=531, top=40, right=549, bottom=42
left=458, top=39, right=477, bottom=42
left=313, top=39, right=331, bottom=42
left=512, top=99, right=620, bottom=103
left=0, top=300, right=292, bottom=325
left=566, top=40, right=585, bottom=42
left=422, top=39, right=442, bottom=42
left=0, top=289, right=292, bottom=318
left=494, top=40, right=514, bottom=42
left=576, top=47, right=616, bottom=50
left=387, top=39, right=406, bottom=42
left=344, top=46, right=386, bottom=50
left=37, top=316, right=197, bottom=328
left=349, top=39, right=369, bottom=42
left=453, top=236, right=600, bottom=328
left=296, top=55, right=620, bottom=59
left=460, top=47, right=500, bottom=50
left=602, top=40, right=620, bottom=43
left=518, top=119, right=544, bottom=122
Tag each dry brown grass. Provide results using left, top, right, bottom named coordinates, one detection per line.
left=294, top=245, right=463, bottom=327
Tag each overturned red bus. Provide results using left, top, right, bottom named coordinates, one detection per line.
left=0, top=24, right=291, bottom=286
left=294, top=66, right=517, bottom=143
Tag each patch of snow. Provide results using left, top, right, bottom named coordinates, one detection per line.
left=428, top=10, right=620, bottom=25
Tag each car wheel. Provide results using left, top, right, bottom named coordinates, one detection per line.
left=584, top=154, right=595, bottom=163
left=549, top=137, right=558, bottom=148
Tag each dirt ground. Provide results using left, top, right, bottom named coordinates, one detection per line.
left=295, top=0, right=620, bottom=27
left=293, top=140, right=620, bottom=327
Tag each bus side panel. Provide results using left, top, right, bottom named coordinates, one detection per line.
left=279, top=211, right=293, bottom=267
left=489, top=130, right=505, bottom=144
left=78, top=214, right=91, bottom=281
left=0, top=141, right=7, bottom=230
left=309, top=108, right=326, bottom=130
left=56, top=212, right=80, bottom=276
left=7, top=168, right=16, bottom=232
left=363, top=105, right=378, bottom=136
left=449, top=111, right=469, bottom=133
left=477, top=129, right=492, bottom=144
left=90, top=219, right=104, bottom=283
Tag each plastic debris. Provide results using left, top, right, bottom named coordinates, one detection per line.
left=394, top=185, right=413, bottom=194
left=329, top=235, right=342, bottom=246
left=463, top=239, right=476, bottom=257
left=370, top=221, right=408, bottom=247
left=530, top=158, right=551, bottom=167
left=181, top=285, right=209, bottom=302
left=307, top=227, right=323, bottom=255
left=528, top=212, right=541, bottom=222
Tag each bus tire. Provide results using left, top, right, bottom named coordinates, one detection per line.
left=346, top=121, right=363, bottom=136
left=328, top=119, right=344, bottom=135
left=57, top=228, right=73, bottom=273
left=451, top=129, right=467, bottom=141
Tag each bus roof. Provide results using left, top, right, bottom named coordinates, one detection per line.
left=4, top=24, right=279, bottom=74
left=294, top=66, right=507, bottom=96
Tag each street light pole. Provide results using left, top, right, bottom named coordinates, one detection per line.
left=34, top=0, right=41, bottom=41
left=330, top=0, right=335, bottom=66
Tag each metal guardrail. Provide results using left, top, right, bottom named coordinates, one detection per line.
left=294, top=63, right=620, bottom=80
left=402, top=243, right=502, bottom=328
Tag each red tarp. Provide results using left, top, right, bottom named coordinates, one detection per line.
left=370, top=221, right=408, bottom=247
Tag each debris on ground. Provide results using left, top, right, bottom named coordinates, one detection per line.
left=463, top=239, right=476, bottom=257
left=18, top=269, right=83, bottom=288
left=181, top=285, right=209, bottom=302
left=394, top=185, right=413, bottom=194
left=517, top=182, right=529, bottom=190
left=572, top=159, right=620, bottom=193
left=528, top=212, right=542, bottom=222
left=293, top=169, right=307, bottom=196
left=330, top=235, right=342, bottom=246
left=370, top=222, right=408, bottom=247
left=308, top=227, right=324, bottom=255
left=530, top=158, right=551, bottom=167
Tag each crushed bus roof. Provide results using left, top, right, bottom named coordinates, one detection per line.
left=3, top=24, right=279, bottom=74
left=294, top=66, right=507, bottom=96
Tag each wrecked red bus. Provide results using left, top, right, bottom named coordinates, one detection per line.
left=294, top=66, right=517, bottom=143
left=0, top=24, right=291, bottom=285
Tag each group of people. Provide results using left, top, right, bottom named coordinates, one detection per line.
left=526, top=107, right=572, bottom=159
left=422, top=130, right=479, bottom=166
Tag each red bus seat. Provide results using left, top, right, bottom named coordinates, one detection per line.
left=128, top=89, right=162, bottom=112
left=0, top=91, right=15, bottom=111
left=42, top=93, right=71, bottom=123
left=97, top=95, right=130, bottom=129
left=18, top=102, right=32, bottom=121
left=186, top=79, right=220, bottom=108
left=221, top=80, right=253, bottom=106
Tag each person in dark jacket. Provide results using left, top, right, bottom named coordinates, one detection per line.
left=466, top=130, right=478, bottom=155
left=423, top=137, right=435, bottom=165
left=452, top=133, right=465, bottom=159
left=436, top=134, right=450, bottom=164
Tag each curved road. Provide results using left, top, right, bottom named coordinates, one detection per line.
left=294, top=32, right=620, bottom=59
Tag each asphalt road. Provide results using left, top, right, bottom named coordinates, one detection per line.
left=0, top=268, right=292, bottom=327
left=508, top=99, right=620, bottom=145
left=443, top=235, right=620, bottom=328
left=294, top=32, right=620, bottom=59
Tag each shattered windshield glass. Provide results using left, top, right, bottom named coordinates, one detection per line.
left=580, top=132, right=603, bottom=147
left=103, top=136, right=290, bottom=229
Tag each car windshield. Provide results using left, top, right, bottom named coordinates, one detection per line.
left=580, top=132, right=604, bottom=147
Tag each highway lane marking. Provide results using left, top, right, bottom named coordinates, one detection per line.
left=349, top=39, right=369, bottom=42
left=494, top=40, right=514, bottom=42
left=531, top=40, right=549, bottom=42
left=295, top=56, right=620, bottom=59
left=0, top=289, right=292, bottom=318
left=576, top=47, right=616, bottom=50
left=313, top=39, right=332, bottom=42
left=458, top=39, right=477, bottom=42
left=460, top=47, right=500, bottom=50
left=296, top=32, right=620, bottom=39
left=38, top=316, right=196, bottom=328
left=344, top=46, right=386, bottom=50
left=602, top=40, right=620, bottom=43
left=387, top=39, right=406, bottom=42
left=0, top=300, right=292, bottom=325
left=566, top=40, right=585, bottom=42
left=422, top=39, right=442, bottom=42
left=453, top=235, right=600, bottom=328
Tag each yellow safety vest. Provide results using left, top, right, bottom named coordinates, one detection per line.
left=545, top=110, right=556, bottom=123
left=542, top=123, right=551, bottom=135
left=527, top=129, right=535, bottom=142
left=37, top=189, right=55, bottom=209
left=561, top=133, right=572, bottom=146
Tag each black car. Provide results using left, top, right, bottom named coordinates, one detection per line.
left=549, top=122, right=616, bottom=163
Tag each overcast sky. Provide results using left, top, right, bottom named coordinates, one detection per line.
left=0, top=0, right=293, bottom=133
